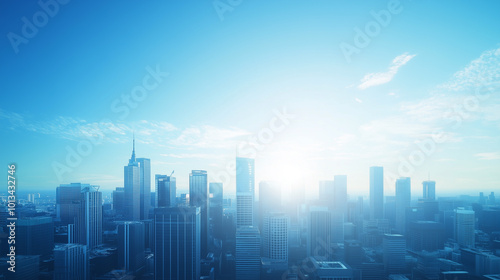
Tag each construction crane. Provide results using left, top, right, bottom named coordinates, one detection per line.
left=170, top=170, right=174, bottom=177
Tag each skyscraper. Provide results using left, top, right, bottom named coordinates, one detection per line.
left=262, top=213, right=289, bottom=262
left=236, top=226, right=261, bottom=280
left=124, top=138, right=141, bottom=221
left=154, top=207, right=201, bottom=280
left=259, top=181, right=282, bottom=232
left=156, top=174, right=176, bottom=207
left=112, top=187, right=125, bottom=216
left=17, top=216, right=54, bottom=259
left=236, top=157, right=255, bottom=228
left=395, top=177, right=411, bottom=234
left=308, top=207, right=332, bottom=259
left=54, top=243, right=89, bottom=280
left=72, top=185, right=102, bottom=250
left=383, top=234, right=406, bottom=275
left=189, top=170, right=209, bottom=257
left=370, top=166, right=384, bottom=220
left=454, top=209, right=475, bottom=248
left=137, top=158, right=151, bottom=220
left=117, top=221, right=145, bottom=273
left=56, top=184, right=82, bottom=225
left=334, top=175, right=348, bottom=213
left=423, top=180, right=436, bottom=200
left=209, top=182, right=223, bottom=240
left=319, top=180, right=335, bottom=210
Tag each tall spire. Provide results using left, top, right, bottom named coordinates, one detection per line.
left=130, top=133, right=136, bottom=163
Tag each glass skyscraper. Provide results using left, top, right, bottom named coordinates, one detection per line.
left=189, top=170, right=209, bottom=257
left=236, top=157, right=255, bottom=228
left=369, top=166, right=384, bottom=220
left=395, top=177, right=411, bottom=234
left=154, top=207, right=201, bottom=280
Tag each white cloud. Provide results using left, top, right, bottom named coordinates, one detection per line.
left=358, top=53, right=416, bottom=90
left=475, top=152, right=500, bottom=160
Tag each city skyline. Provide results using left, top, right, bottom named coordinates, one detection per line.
left=1, top=1, right=500, bottom=196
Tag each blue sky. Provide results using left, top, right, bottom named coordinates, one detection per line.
left=1, top=0, right=499, bottom=197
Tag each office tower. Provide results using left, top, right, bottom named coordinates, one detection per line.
left=308, top=207, right=332, bottom=259
left=422, top=180, right=436, bottom=200
left=17, top=216, right=54, bottom=258
left=137, top=158, right=151, bottom=220
left=118, top=221, right=145, bottom=273
left=209, top=182, right=223, bottom=240
left=259, top=181, right=282, bottom=232
left=334, top=175, right=348, bottom=213
left=235, top=226, right=261, bottom=280
left=54, top=243, right=89, bottom=280
left=73, top=186, right=102, bottom=250
left=395, top=177, right=411, bottom=234
left=454, top=209, right=475, bottom=248
left=237, top=192, right=253, bottom=227
left=369, top=166, right=384, bottom=220
left=154, top=207, right=201, bottom=280
left=307, top=258, right=353, bottom=280
left=236, top=157, right=255, bottom=228
left=409, top=221, right=445, bottom=252
left=124, top=138, right=141, bottom=221
left=331, top=212, right=345, bottom=243
left=488, top=192, right=496, bottom=204
left=189, top=170, right=209, bottom=257
left=262, top=213, right=289, bottom=262
left=113, top=187, right=125, bottom=216
left=56, top=183, right=82, bottom=225
left=344, top=240, right=364, bottom=267
left=383, top=234, right=406, bottom=274
left=319, top=180, right=334, bottom=209
left=156, top=174, right=176, bottom=207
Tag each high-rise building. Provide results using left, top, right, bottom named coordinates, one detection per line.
left=124, top=138, right=141, bottom=221
left=334, top=175, right=348, bottom=213
left=209, top=182, right=223, bottom=240
left=383, top=234, right=406, bottom=275
left=262, top=213, right=289, bottom=262
left=370, top=166, right=384, bottom=220
left=17, top=216, right=54, bottom=259
left=308, top=207, right=332, bottom=259
left=136, top=158, right=151, bottom=220
left=72, top=186, right=102, bottom=250
left=395, top=177, right=411, bottom=234
left=189, top=170, right=209, bottom=257
left=409, top=221, right=444, bottom=252
left=156, top=174, right=176, bottom=207
left=423, top=180, right=436, bottom=200
left=154, top=207, right=201, bottom=280
left=54, top=243, right=89, bottom=280
left=319, top=180, right=334, bottom=210
left=117, top=221, right=145, bottom=273
left=112, top=187, right=125, bottom=216
left=236, top=157, right=255, bottom=228
left=56, top=183, right=82, bottom=225
left=259, top=181, right=282, bottom=232
left=237, top=193, right=253, bottom=227
left=454, top=209, right=475, bottom=248
left=235, top=226, right=261, bottom=280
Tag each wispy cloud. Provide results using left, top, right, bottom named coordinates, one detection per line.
left=475, top=152, right=500, bottom=160
left=358, top=53, right=416, bottom=90
left=439, top=47, right=500, bottom=92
